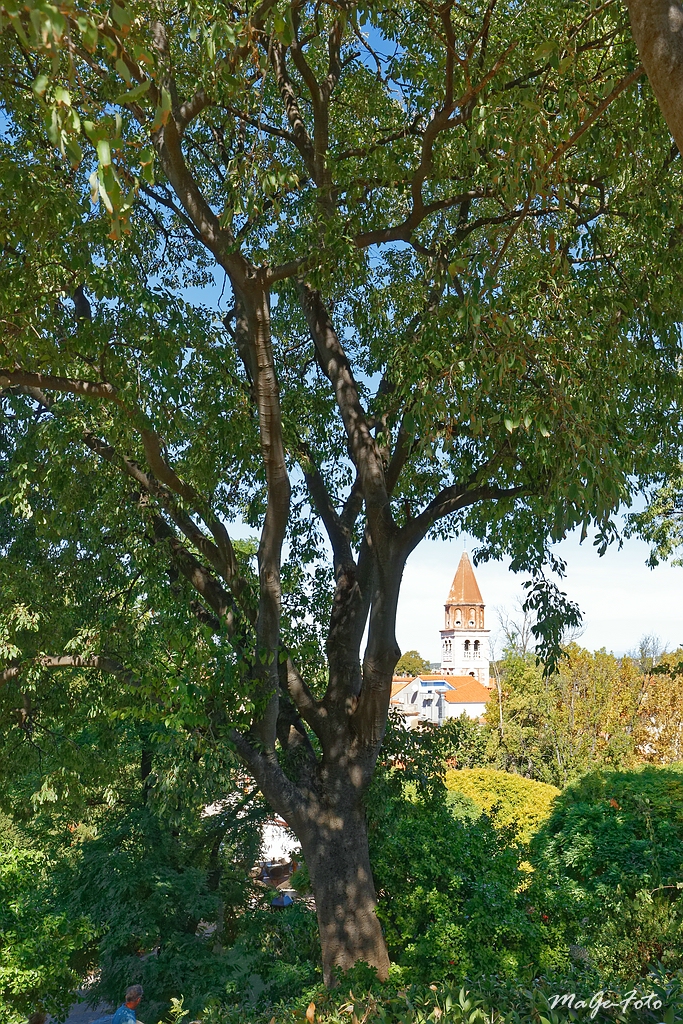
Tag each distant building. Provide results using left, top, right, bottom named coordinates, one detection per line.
left=391, top=673, right=490, bottom=727
left=391, top=553, right=492, bottom=729
left=440, top=551, right=490, bottom=685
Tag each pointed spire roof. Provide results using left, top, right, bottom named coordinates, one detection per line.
left=446, top=552, right=484, bottom=605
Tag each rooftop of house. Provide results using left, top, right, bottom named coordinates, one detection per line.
left=446, top=551, right=484, bottom=606
left=391, top=674, right=491, bottom=703
left=443, top=678, right=491, bottom=703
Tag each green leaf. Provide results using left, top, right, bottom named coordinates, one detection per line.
left=32, top=74, right=49, bottom=97
left=115, top=57, right=131, bottom=83
left=96, top=138, right=112, bottom=167
left=113, top=79, right=150, bottom=104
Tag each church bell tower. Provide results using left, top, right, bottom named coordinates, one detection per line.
left=440, top=552, right=491, bottom=685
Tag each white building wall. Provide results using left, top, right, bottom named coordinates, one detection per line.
left=392, top=678, right=488, bottom=726
left=442, top=701, right=487, bottom=720
left=441, top=628, right=491, bottom=684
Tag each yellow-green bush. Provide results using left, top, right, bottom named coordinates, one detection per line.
left=445, top=768, right=559, bottom=844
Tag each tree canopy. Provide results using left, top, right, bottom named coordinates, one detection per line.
left=394, top=650, right=430, bottom=676
left=1, top=0, right=682, bottom=981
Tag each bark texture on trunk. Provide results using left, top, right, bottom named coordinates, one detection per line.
left=299, top=793, right=389, bottom=986
left=626, top=0, right=683, bottom=151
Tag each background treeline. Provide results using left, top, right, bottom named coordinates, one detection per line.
left=474, top=637, right=683, bottom=786
left=2, top=638, right=683, bottom=1024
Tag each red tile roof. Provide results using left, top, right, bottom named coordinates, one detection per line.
left=443, top=678, right=491, bottom=704
left=446, top=551, right=484, bottom=606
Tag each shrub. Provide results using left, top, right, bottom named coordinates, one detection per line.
left=0, top=819, right=91, bottom=1024
left=445, top=768, right=560, bottom=844
left=202, top=966, right=683, bottom=1024
left=216, top=901, right=321, bottom=1009
left=530, top=764, right=683, bottom=977
left=369, top=796, right=541, bottom=981
left=63, top=803, right=264, bottom=1021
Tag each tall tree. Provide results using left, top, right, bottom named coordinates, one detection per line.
left=1, top=0, right=682, bottom=982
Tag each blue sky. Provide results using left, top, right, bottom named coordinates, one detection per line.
left=397, top=524, right=683, bottom=661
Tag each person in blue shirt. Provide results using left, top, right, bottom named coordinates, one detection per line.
left=111, top=985, right=143, bottom=1024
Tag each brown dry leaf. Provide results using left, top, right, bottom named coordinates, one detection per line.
left=306, top=1002, right=316, bottom=1024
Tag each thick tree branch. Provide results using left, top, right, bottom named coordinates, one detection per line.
left=0, top=368, right=119, bottom=400
left=1, top=655, right=141, bottom=687
left=296, top=438, right=355, bottom=572
left=152, top=113, right=248, bottom=282
left=177, top=90, right=211, bottom=132
left=339, top=474, right=364, bottom=535
left=296, top=282, right=394, bottom=553
left=230, top=730, right=305, bottom=823
left=626, top=0, right=683, bottom=152
left=150, top=514, right=243, bottom=629
left=240, top=280, right=292, bottom=751
left=270, top=40, right=316, bottom=175
left=401, top=481, right=529, bottom=555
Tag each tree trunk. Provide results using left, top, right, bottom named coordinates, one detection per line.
left=626, top=0, right=683, bottom=152
left=297, top=785, right=389, bottom=987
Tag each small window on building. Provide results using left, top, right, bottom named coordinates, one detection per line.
left=474, top=640, right=480, bottom=657
left=455, top=608, right=462, bottom=625
left=464, top=639, right=470, bottom=658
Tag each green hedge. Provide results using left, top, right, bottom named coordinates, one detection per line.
left=530, top=764, right=683, bottom=977
left=445, top=768, right=560, bottom=844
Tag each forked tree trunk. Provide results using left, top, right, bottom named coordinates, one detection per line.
left=297, top=783, right=389, bottom=986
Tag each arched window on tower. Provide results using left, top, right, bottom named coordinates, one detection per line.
left=469, top=608, right=475, bottom=626
left=455, top=608, right=462, bottom=626
left=464, top=639, right=470, bottom=658
left=474, top=640, right=480, bottom=658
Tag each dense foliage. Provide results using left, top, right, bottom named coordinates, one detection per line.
left=62, top=799, right=267, bottom=1021
left=444, top=768, right=560, bottom=844
left=529, top=764, right=683, bottom=978
left=4, top=691, right=683, bottom=1019
left=0, top=818, right=91, bottom=1024
left=1, top=0, right=683, bottom=988
left=370, top=793, right=541, bottom=981
left=485, top=644, right=683, bottom=785
left=206, top=969, right=683, bottom=1024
